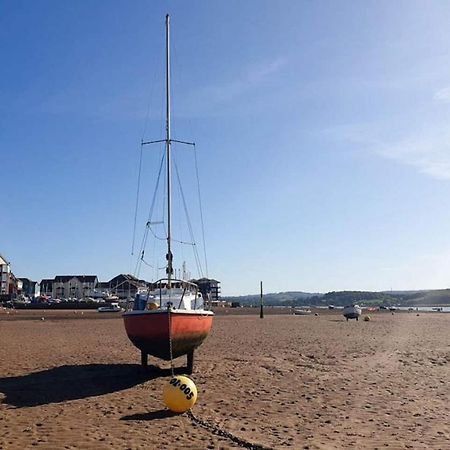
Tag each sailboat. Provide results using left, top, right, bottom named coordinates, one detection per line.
left=123, top=15, right=214, bottom=374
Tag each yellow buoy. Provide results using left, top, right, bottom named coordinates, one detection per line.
left=163, top=375, right=198, bottom=413
left=364, top=315, right=370, bottom=321
left=147, top=302, right=159, bottom=310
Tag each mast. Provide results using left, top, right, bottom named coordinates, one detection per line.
left=165, top=14, right=173, bottom=287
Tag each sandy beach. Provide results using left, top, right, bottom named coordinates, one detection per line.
left=0, top=309, right=449, bottom=449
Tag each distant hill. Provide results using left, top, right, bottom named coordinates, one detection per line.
left=387, top=289, right=450, bottom=306
left=225, top=289, right=450, bottom=307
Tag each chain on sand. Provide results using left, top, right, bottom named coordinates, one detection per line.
left=186, top=410, right=271, bottom=450
left=168, top=305, right=267, bottom=449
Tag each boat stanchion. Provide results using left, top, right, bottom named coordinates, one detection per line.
left=187, top=350, right=194, bottom=374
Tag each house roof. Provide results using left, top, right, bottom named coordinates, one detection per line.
left=18, top=278, right=36, bottom=283
left=107, top=274, right=147, bottom=289
left=76, top=275, right=98, bottom=283
left=192, top=277, right=220, bottom=284
left=54, top=276, right=74, bottom=283
left=54, top=275, right=98, bottom=283
left=109, top=274, right=140, bottom=283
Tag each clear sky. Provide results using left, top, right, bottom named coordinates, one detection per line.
left=3, top=0, right=450, bottom=295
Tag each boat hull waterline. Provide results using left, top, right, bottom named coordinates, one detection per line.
left=123, top=310, right=213, bottom=360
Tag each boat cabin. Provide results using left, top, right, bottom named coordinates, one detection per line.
left=133, top=278, right=203, bottom=312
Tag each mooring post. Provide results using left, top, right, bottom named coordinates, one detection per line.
left=260, top=281, right=264, bottom=319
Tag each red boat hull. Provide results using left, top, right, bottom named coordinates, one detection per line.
left=123, top=311, right=213, bottom=360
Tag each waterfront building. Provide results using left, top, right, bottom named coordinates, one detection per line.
left=18, top=278, right=38, bottom=297
left=13, top=275, right=22, bottom=295
left=52, top=275, right=98, bottom=299
left=191, top=278, right=221, bottom=302
left=40, top=279, right=54, bottom=296
left=107, top=274, right=146, bottom=299
left=38, top=274, right=146, bottom=300
left=0, top=253, right=20, bottom=298
left=38, top=275, right=98, bottom=299
left=0, top=253, right=11, bottom=295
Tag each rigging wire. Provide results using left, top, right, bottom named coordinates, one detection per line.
left=172, top=41, right=209, bottom=279
left=173, top=156, right=204, bottom=277
left=132, top=38, right=163, bottom=259
left=135, top=148, right=166, bottom=277
left=141, top=258, right=154, bottom=268
left=193, top=144, right=209, bottom=277
left=140, top=36, right=163, bottom=141
left=173, top=151, right=187, bottom=269
left=172, top=238, right=195, bottom=246
left=136, top=38, right=167, bottom=277
left=131, top=143, right=144, bottom=256
left=134, top=28, right=210, bottom=282
left=148, top=223, right=167, bottom=241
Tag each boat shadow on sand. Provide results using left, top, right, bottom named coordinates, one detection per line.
left=0, top=363, right=186, bottom=408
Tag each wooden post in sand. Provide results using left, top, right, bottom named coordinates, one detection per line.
left=260, top=281, right=264, bottom=319
left=141, top=350, right=148, bottom=368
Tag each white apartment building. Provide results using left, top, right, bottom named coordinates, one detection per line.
left=52, top=275, right=98, bottom=299
left=0, top=253, right=11, bottom=295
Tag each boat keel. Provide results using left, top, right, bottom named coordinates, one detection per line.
left=139, top=349, right=195, bottom=374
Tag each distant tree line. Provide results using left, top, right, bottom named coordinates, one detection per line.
left=304, top=291, right=397, bottom=307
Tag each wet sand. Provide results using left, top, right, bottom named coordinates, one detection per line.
left=0, top=309, right=449, bottom=449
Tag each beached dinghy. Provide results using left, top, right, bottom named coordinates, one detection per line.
left=123, top=15, right=214, bottom=373
left=98, top=302, right=123, bottom=313
left=292, top=308, right=312, bottom=315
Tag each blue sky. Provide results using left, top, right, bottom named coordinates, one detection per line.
left=3, top=1, right=450, bottom=295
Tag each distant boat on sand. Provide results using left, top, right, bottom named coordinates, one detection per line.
left=343, top=304, right=362, bottom=321
left=98, top=302, right=122, bottom=313
left=293, top=308, right=312, bottom=315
